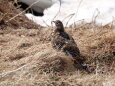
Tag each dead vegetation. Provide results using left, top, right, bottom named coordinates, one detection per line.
left=0, top=0, right=42, bottom=30
left=0, top=0, right=115, bottom=86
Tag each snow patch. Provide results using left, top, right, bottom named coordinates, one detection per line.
left=26, top=0, right=115, bottom=26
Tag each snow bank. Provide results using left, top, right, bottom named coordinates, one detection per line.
left=26, top=0, right=115, bottom=26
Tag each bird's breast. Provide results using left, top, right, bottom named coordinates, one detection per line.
left=52, top=35, right=66, bottom=50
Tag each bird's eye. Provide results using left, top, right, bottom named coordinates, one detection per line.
left=56, top=22, right=60, bottom=25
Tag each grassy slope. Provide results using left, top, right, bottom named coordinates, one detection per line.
left=0, top=0, right=115, bottom=86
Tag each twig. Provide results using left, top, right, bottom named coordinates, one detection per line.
left=70, top=19, right=84, bottom=27
left=0, top=64, right=29, bottom=78
left=0, top=13, right=9, bottom=25
left=65, top=13, right=75, bottom=27
left=52, top=0, right=61, bottom=21
left=42, top=19, right=50, bottom=27
left=73, top=0, right=83, bottom=27
left=6, top=0, right=41, bottom=23
left=110, top=17, right=115, bottom=29
left=92, top=9, right=100, bottom=24
left=62, top=13, right=75, bottom=21
left=0, top=13, right=8, bottom=21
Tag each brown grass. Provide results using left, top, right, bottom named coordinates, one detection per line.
left=0, top=0, right=115, bottom=86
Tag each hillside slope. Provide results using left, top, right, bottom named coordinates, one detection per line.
left=0, top=0, right=115, bottom=86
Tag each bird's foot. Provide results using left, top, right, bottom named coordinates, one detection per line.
left=81, top=64, right=91, bottom=73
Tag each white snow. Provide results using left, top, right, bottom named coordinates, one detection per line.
left=26, top=0, right=115, bottom=26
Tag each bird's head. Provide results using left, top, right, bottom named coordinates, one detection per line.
left=52, top=20, right=64, bottom=32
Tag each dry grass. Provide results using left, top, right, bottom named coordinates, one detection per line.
left=0, top=0, right=115, bottom=86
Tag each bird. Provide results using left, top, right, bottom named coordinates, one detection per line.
left=51, top=20, right=90, bottom=73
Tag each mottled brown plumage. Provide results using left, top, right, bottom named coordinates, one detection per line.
left=51, top=20, right=90, bottom=73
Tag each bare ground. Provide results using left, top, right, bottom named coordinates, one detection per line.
left=0, top=0, right=115, bottom=86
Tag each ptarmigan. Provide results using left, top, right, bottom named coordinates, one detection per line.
left=51, top=20, right=90, bottom=73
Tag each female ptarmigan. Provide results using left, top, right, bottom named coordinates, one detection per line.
left=51, top=20, right=90, bottom=73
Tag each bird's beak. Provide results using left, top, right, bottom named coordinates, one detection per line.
left=51, top=21, right=55, bottom=24
left=51, top=21, right=55, bottom=27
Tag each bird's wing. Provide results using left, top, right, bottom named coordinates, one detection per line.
left=52, top=33, right=66, bottom=50
left=69, top=35, right=77, bottom=46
